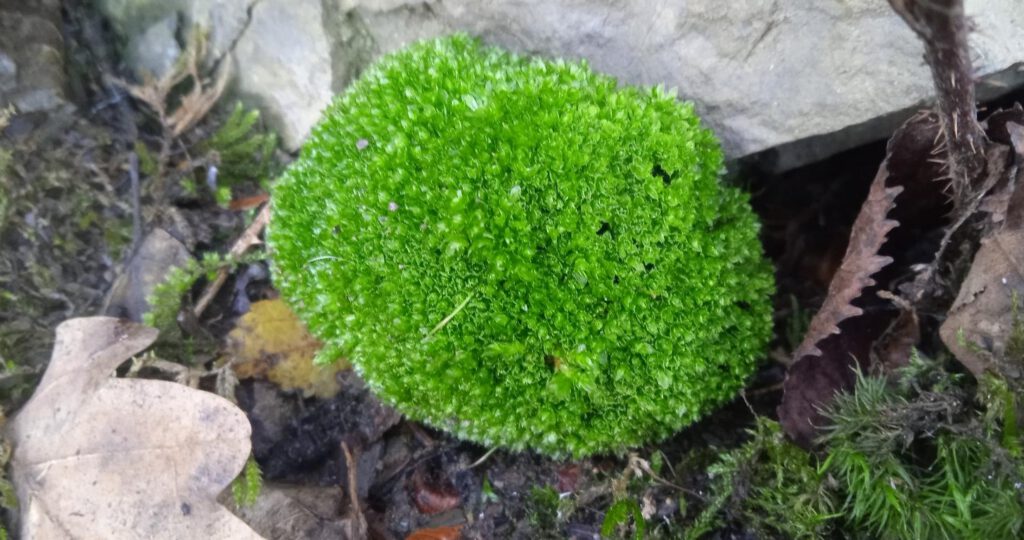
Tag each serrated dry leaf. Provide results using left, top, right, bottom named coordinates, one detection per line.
left=779, top=113, right=946, bottom=446
left=8, top=317, right=261, bottom=540
left=778, top=160, right=902, bottom=445
left=227, top=299, right=349, bottom=398
left=790, top=166, right=903, bottom=361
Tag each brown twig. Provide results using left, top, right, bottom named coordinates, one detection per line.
left=192, top=204, right=270, bottom=317
left=341, top=441, right=368, bottom=538
left=889, top=0, right=988, bottom=202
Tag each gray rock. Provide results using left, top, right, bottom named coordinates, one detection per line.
left=231, top=0, right=334, bottom=152
left=103, top=228, right=193, bottom=322
left=99, top=0, right=1024, bottom=169
left=0, top=53, right=16, bottom=93
left=0, top=0, right=68, bottom=112
left=127, top=14, right=182, bottom=80
left=97, top=0, right=254, bottom=67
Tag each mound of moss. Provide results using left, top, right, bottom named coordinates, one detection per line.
left=269, top=35, right=774, bottom=456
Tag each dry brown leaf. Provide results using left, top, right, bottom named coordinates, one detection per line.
left=790, top=166, right=902, bottom=361
left=940, top=121, right=1024, bottom=381
left=940, top=229, right=1024, bottom=378
left=112, top=28, right=229, bottom=139
left=226, top=483, right=361, bottom=540
left=8, top=317, right=261, bottom=540
left=778, top=113, right=945, bottom=446
left=406, top=525, right=463, bottom=540
left=166, top=54, right=232, bottom=137
left=408, top=466, right=461, bottom=515
left=227, top=298, right=349, bottom=398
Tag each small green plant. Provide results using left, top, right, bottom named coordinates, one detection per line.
left=601, top=498, right=646, bottom=539
left=231, top=455, right=263, bottom=507
left=527, top=485, right=574, bottom=538
left=143, top=252, right=230, bottom=332
left=687, top=418, right=836, bottom=540
left=202, top=102, right=277, bottom=188
left=481, top=476, right=500, bottom=504
left=270, top=34, right=774, bottom=456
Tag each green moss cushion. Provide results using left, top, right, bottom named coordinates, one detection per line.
left=269, top=34, right=774, bottom=457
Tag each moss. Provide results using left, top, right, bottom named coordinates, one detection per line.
left=527, top=486, right=562, bottom=535
left=0, top=111, right=134, bottom=372
left=269, top=34, right=774, bottom=456
left=201, top=101, right=278, bottom=190
left=231, top=455, right=263, bottom=508
left=820, top=364, right=1024, bottom=539
left=688, top=418, right=837, bottom=539
left=601, top=498, right=646, bottom=539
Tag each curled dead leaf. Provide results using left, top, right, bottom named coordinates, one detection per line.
left=940, top=228, right=1024, bottom=379
left=778, top=160, right=901, bottom=445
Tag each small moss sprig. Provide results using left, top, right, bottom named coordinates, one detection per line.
left=821, top=367, right=1024, bottom=539
left=231, top=455, right=263, bottom=507
left=269, top=34, right=774, bottom=456
left=688, top=418, right=836, bottom=540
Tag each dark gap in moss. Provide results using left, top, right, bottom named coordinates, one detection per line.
left=643, top=262, right=655, bottom=272
left=544, top=355, right=560, bottom=371
left=596, top=221, right=611, bottom=236
left=652, top=163, right=672, bottom=186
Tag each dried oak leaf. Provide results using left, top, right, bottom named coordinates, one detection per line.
left=406, top=525, right=463, bottom=540
left=8, top=317, right=261, bottom=539
left=940, top=121, right=1024, bottom=381
left=227, top=483, right=362, bottom=540
left=778, top=113, right=948, bottom=446
left=227, top=299, right=349, bottom=398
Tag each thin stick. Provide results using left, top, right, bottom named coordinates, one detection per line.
left=465, top=447, right=499, bottom=470
left=193, top=204, right=271, bottom=317
left=341, top=441, right=368, bottom=537
left=424, top=290, right=476, bottom=339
